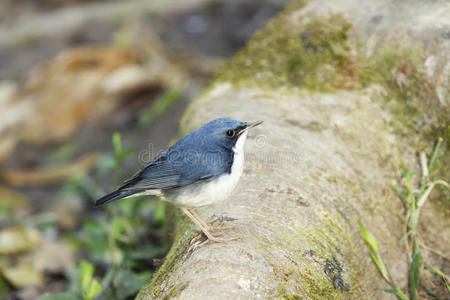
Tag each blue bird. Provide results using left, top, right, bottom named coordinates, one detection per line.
left=95, top=118, right=262, bottom=243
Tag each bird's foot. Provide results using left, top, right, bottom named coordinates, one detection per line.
left=181, top=207, right=237, bottom=251
left=189, top=231, right=238, bottom=250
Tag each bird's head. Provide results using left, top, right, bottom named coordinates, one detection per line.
left=200, top=117, right=263, bottom=150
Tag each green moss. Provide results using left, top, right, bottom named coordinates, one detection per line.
left=281, top=294, right=303, bottom=300
left=164, top=281, right=189, bottom=299
left=253, top=205, right=361, bottom=299
left=218, top=8, right=357, bottom=92
left=360, top=46, right=449, bottom=210
left=301, top=267, right=335, bottom=299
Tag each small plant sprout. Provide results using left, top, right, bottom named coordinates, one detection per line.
left=360, top=138, right=449, bottom=299
left=359, top=221, right=409, bottom=300
left=79, top=260, right=102, bottom=300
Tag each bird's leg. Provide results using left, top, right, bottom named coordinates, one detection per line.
left=186, top=208, right=209, bottom=229
left=180, top=207, right=236, bottom=243
left=187, top=208, right=232, bottom=232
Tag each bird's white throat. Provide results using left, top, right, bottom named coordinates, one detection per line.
left=231, top=130, right=247, bottom=177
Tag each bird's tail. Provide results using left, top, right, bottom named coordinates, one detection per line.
left=94, top=189, right=138, bottom=207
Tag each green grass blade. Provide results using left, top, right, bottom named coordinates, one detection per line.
left=409, top=252, right=421, bottom=300
left=393, top=287, right=410, bottom=300
left=381, top=287, right=410, bottom=300
left=422, top=282, right=438, bottom=299
left=428, top=137, right=442, bottom=172
left=359, top=221, right=378, bottom=252
left=424, top=261, right=450, bottom=293
left=370, top=252, right=391, bottom=283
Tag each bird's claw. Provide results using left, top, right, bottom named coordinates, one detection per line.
left=188, top=231, right=238, bottom=252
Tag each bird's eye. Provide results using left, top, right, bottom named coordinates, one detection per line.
left=226, top=129, right=235, bottom=137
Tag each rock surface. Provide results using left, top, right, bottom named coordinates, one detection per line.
left=137, top=0, right=449, bottom=299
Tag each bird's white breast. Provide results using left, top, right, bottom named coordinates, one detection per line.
left=170, top=131, right=248, bottom=207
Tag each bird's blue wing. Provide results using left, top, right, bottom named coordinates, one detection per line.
left=119, top=155, right=182, bottom=190
left=118, top=148, right=229, bottom=191
left=167, top=145, right=232, bottom=186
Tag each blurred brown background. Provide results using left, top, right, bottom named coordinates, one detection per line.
left=0, top=0, right=289, bottom=299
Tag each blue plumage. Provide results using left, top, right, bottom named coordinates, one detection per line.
left=95, top=117, right=262, bottom=243
left=95, top=118, right=249, bottom=206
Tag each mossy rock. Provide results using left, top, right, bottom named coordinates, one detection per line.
left=138, top=0, right=450, bottom=298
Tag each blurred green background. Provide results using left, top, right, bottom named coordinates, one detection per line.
left=0, top=0, right=289, bottom=299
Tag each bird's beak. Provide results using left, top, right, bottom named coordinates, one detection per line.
left=246, top=120, right=263, bottom=129
left=238, top=120, right=263, bottom=136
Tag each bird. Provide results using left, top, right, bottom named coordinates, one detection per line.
left=95, top=117, right=262, bottom=243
